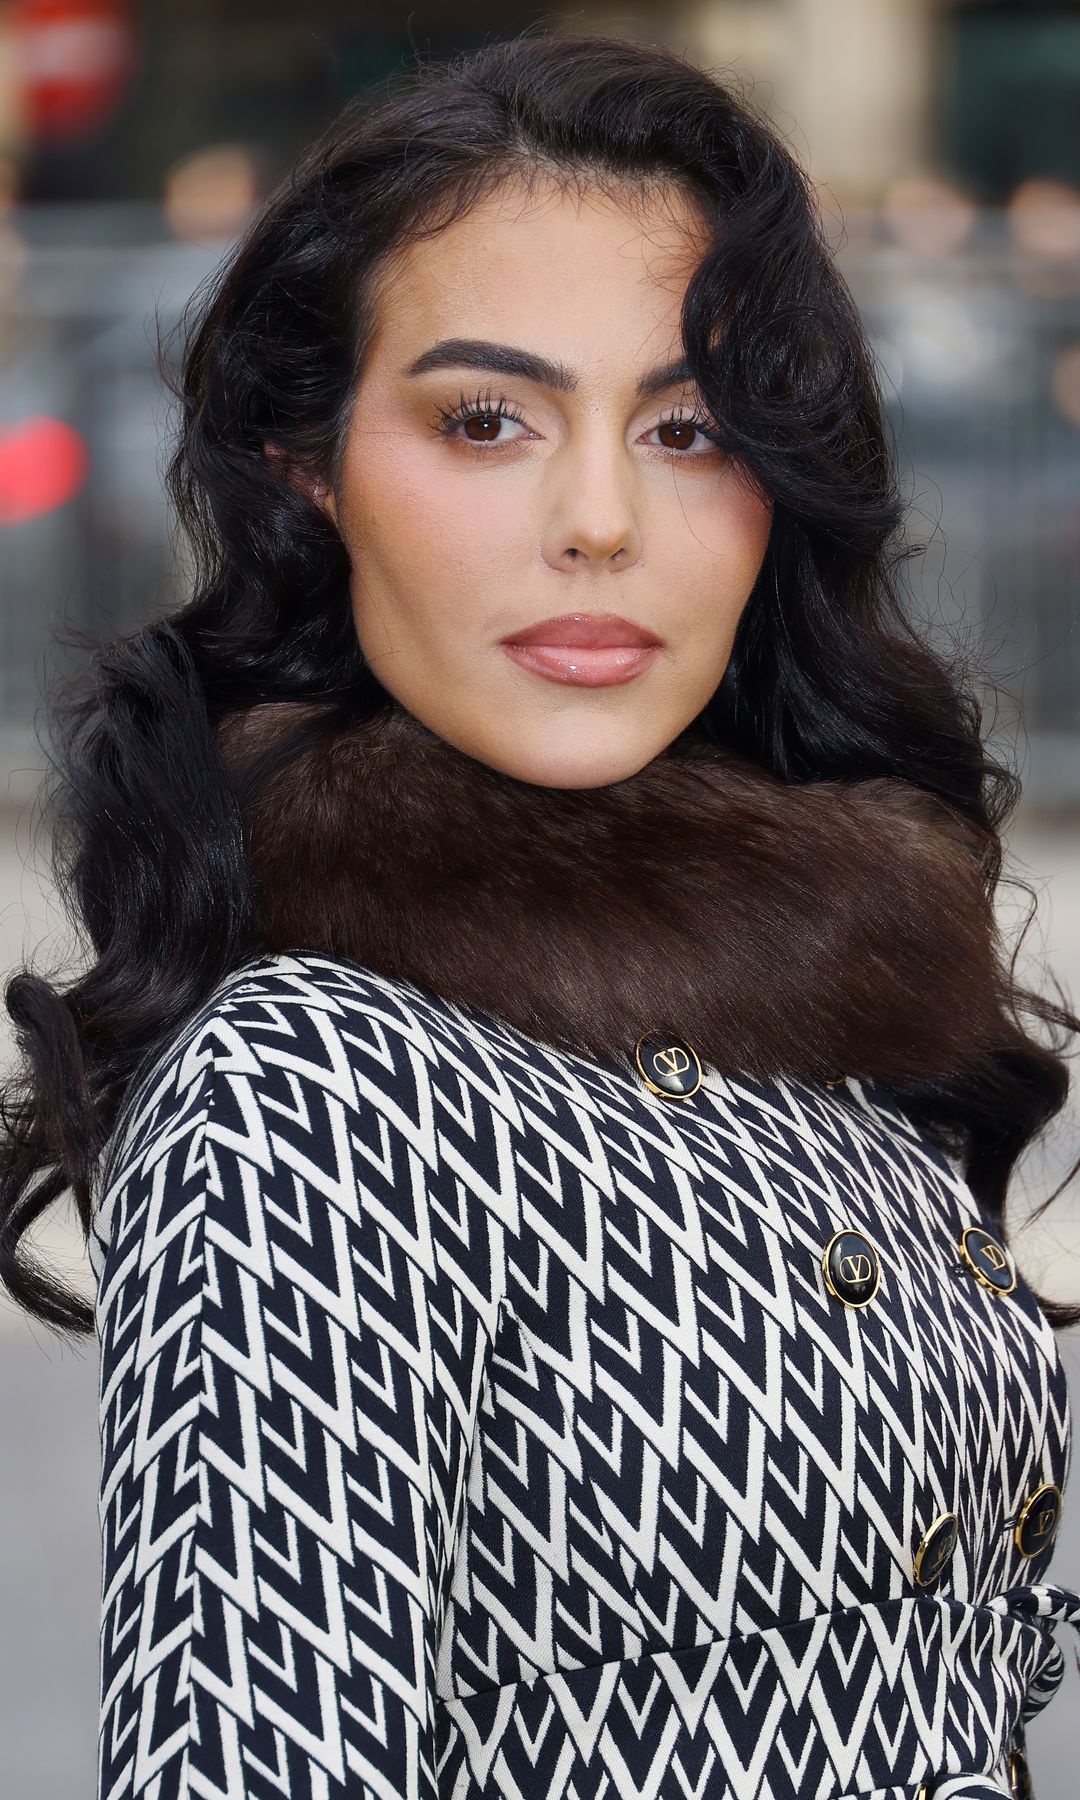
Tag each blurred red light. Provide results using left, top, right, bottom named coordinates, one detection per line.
left=10, top=0, right=137, bottom=144
left=0, top=416, right=89, bottom=523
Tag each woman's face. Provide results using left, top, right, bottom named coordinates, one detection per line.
left=320, top=176, right=774, bottom=788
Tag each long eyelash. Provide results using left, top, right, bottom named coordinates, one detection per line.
left=431, top=389, right=725, bottom=450
left=656, top=404, right=725, bottom=446
left=432, top=389, right=529, bottom=436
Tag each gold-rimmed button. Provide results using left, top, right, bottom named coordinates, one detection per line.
left=1014, top=1482, right=1062, bottom=1559
left=915, top=1782, right=931, bottom=1800
left=1007, top=1743, right=1033, bottom=1799
left=821, top=1228, right=881, bottom=1307
left=957, top=1224, right=1016, bottom=1295
left=634, top=1033, right=702, bottom=1100
left=913, top=1510, right=958, bottom=1586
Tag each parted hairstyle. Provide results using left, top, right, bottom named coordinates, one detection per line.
left=2, top=26, right=1078, bottom=1334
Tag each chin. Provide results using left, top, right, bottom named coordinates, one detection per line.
left=384, top=685, right=688, bottom=789
left=481, top=731, right=672, bottom=791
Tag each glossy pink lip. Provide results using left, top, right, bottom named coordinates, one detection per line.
left=500, top=641, right=660, bottom=687
left=501, top=611, right=662, bottom=648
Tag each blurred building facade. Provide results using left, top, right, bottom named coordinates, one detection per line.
left=4, top=3, right=1075, bottom=210
left=0, top=0, right=1078, bottom=801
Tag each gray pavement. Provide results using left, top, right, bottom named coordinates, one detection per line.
left=1, top=798, right=1079, bottom=1798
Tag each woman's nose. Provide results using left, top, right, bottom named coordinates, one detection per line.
left=541, top=434, right=643, bottom=569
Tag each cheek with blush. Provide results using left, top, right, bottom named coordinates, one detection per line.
left=345, top=438, right=523, bottom=609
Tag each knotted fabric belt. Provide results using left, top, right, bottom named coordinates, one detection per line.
left=437, top=1581, right=1080, bottom=1798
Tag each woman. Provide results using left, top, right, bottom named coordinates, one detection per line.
left=2, top=28, right=1078, bottom=1800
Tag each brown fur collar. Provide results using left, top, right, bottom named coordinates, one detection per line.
left=217, top=695, right=1007, bottom=1087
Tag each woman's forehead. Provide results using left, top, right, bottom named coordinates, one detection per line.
left=364, top=181, right=710, bottom=377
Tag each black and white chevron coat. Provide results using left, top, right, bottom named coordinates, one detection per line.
left=90, top=950, right=1080, bottom=1800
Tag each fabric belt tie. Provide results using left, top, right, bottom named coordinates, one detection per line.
left=438, top=1581, right=1080, bottom=1799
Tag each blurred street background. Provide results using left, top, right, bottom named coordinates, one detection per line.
left=1, top=2, right=1079, bottom=1795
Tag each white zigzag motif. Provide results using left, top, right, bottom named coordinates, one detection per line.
left=90, top=951, right=1080, bottom=1798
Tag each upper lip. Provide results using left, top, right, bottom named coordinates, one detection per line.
left=501, top=612, right=662, bottom=648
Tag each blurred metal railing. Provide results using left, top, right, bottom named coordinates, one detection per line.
left=1, top=204, right=1078, bottom=805
left=840, top=213, right=1080, bottom=809
left=0, top=207, right=216, bottom=799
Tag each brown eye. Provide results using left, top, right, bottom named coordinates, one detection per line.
left=462, top=414, right=503, bottom=442
left=433, top=390, right=531, bottom=447
left=648, top=409, right=724, bottom=457
left=657, top=419, right=699, bottom=452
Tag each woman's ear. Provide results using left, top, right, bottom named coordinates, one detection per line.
left=313, top=479, right=337, bottom=523
left=262, top=441, right=336, bottom=520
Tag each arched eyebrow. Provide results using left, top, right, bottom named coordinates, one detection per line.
left=403, top=338, right=694, bottom=401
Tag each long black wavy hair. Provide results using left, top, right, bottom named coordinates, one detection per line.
left=3, top=26, right=1078, bottom=1335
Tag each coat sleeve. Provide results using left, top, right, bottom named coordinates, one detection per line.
left=93, top=1001, right=505, bottom=1800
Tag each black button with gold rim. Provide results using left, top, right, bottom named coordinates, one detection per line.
left=1014, top=1481, right=1062, bottom=1559
left=634, top=1033, right=703, bottom=1100
left=821, top=1228, right=881, bottom=1308
left=913, top=1510, right=959, bottom=1586
left=957, top=1224, right=1016, bottom=1296
left=1007, top=1743, right=1033, bottom=1800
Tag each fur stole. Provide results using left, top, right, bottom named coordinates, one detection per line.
left=216, top=695, right=1009, bottom=1087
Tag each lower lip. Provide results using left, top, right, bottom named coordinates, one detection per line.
left=499, top=642, right=660, bottom=686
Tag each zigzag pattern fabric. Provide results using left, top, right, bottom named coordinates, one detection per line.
left=90, top=951, right=1080, bottom=1799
